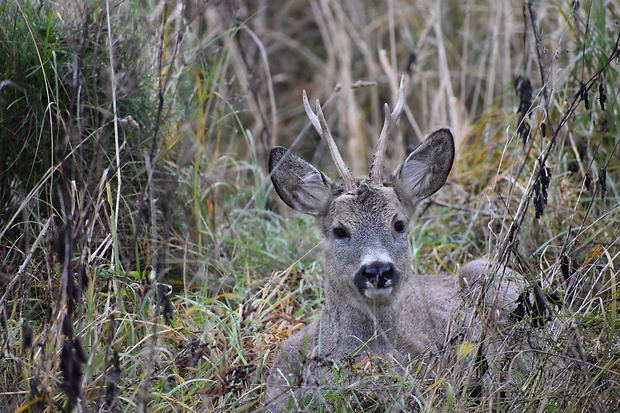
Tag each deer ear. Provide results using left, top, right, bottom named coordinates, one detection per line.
left=392, top=128, right=454, bottom=205
left=269, top=147, right=333, bottom=216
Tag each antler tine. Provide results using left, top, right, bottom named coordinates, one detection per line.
left=369, top=76, right=406, bottom=186
left=302, top=90, right=357, bottom=194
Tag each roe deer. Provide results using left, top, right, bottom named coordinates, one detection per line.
left=265, top=78, right=535, bottom=411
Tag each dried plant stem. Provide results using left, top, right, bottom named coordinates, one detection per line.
left=0, top=215, right=55, bottom=310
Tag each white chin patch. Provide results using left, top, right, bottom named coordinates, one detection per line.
left=363, top=287, right=393, bottom=299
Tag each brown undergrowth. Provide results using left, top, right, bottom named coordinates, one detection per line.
left=0, top=0, right=618, bottom=411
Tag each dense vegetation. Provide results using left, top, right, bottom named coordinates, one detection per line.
left=0, top=0, right=618, bottom=411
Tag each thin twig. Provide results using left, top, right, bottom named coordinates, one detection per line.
left=0, top=215, right=54, bottom=309
left=498, top=29, right=620, bottom=263
left=527, top=1, right=554, bottom=135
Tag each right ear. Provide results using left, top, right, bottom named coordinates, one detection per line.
left=391, top=128, right=454, bottom=206
left=269, top=147, right=333, bottom=216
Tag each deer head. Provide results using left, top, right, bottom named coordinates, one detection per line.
left=269, top=79, right=454, bottom=306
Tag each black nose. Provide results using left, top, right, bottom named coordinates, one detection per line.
left=363, top=263, right=393, bottom=280
left=354, top=262, right=400, bottom=291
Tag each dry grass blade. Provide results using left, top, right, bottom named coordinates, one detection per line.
left=0, top=0, right=618, bottom=412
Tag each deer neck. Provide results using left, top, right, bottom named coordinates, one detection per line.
left=322, top=292, right=403, bottom=356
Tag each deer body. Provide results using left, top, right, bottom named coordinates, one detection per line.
left=265, top=81, right=525, bottom=410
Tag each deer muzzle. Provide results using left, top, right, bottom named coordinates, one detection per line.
left=354, top=262, right=400, bottom=300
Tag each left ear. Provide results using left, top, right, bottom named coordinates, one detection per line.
left=391, top=128, right=454, bottom=205
left=269, top=146, right=334, bottom=216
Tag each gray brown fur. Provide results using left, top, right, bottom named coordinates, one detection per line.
left=265, top=126, right=528, bottom=411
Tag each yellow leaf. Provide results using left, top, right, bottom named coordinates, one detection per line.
left=456, top=341, right=477, bottom=359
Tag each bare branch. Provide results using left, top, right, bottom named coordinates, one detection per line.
left=302, top=90, right=357, bottom=194
left=370, top=75, right=406, bottom=186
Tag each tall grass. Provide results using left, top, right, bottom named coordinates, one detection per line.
left=0, top=0, right=618, bottom=411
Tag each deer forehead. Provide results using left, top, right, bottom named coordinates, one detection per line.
left=325, top=185, right=406, bottom=228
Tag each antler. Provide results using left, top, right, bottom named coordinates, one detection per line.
left=303, top=91, right=357, bottom=194
left=369, top=76, right=406, bottom=186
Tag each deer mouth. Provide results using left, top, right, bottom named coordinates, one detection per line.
left=363, top=285, right=393, bottom=299
left=354, top=262, right=400, bottom=300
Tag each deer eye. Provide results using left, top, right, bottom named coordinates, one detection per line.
left=393, top=220, right=406, bottom=233
left=332, top=226, right=350, bottom=240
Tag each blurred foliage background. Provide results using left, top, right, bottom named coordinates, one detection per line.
left=0, top=0, right=618, bottom=411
